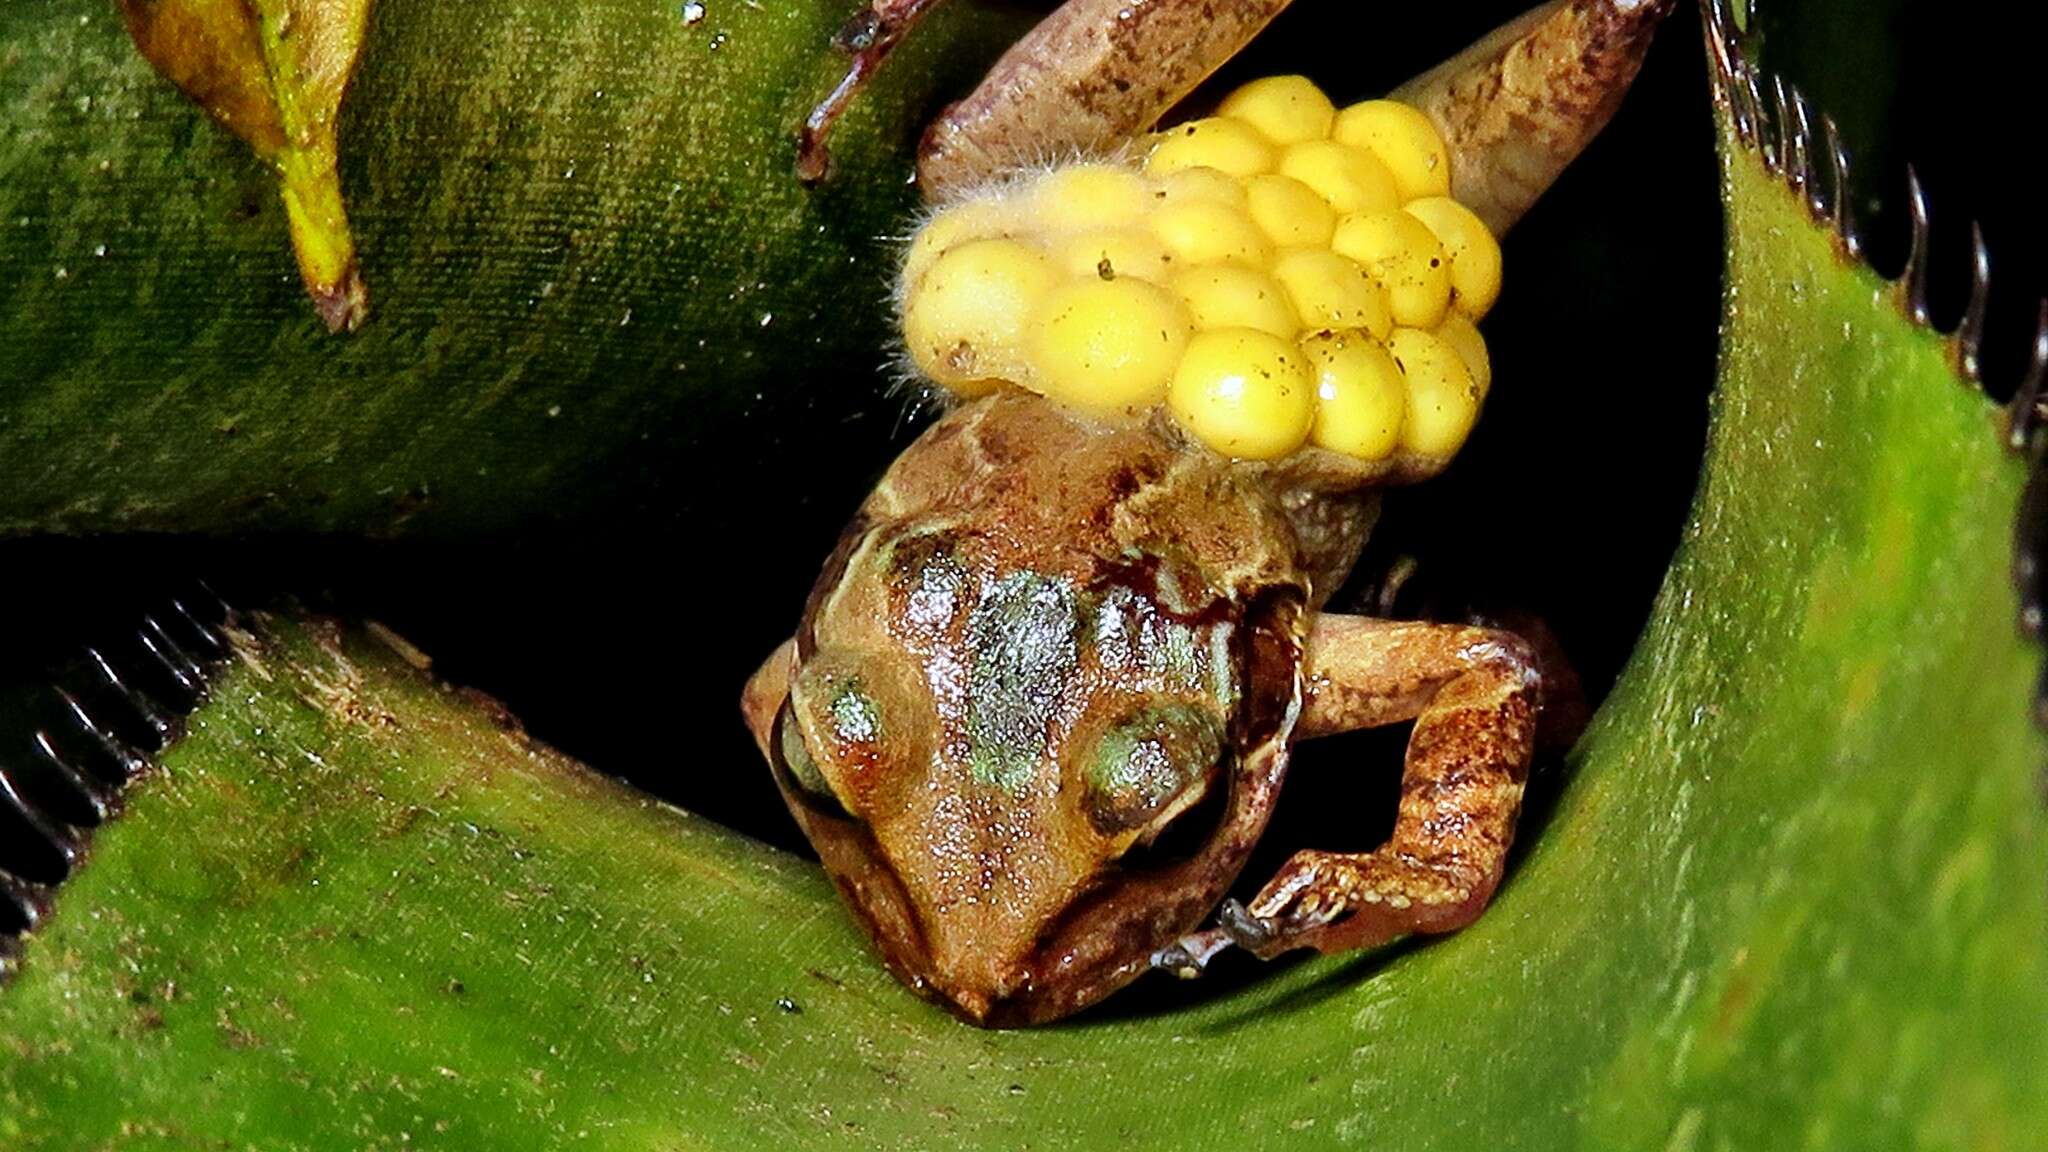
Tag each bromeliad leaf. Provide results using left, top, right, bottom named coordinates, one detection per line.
left=0, top=3, right=2041, bottom=1147
left=1, top=0, right=1036, bottom=538
left=119, top=0, right=371, bottom=331
left=5, top=18, right=2046, bottom=1147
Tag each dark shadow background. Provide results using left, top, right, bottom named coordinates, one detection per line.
left=4, top=1, right=2042, bottom=945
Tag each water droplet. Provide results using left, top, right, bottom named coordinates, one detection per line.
left=682, top=1, right=706, bottom=23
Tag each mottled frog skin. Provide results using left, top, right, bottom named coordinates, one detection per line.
left=752, top=0, right=1668, bottom=1025
left=744, top=394, right=1541, bottom=1024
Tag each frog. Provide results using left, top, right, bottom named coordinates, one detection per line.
left=746, top=0, right=1674, bottom=1026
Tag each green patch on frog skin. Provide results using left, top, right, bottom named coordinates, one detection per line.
left=965, top=571, right=1080, bottom=793
left=1084, top=703, right=1226, bottom=836
left=826, top=678, right=881, bottom=745
left=1087, top=580, right=1230, bottom=699
left=1207, top=623, right=1239, bottom=713
left=1157, top=619, right=1204, bottom=685
left=885, top=526, right=970, bottom=634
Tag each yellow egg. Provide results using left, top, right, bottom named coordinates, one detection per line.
left=1050, top=229, right=1177, bottom=283
left=1167, top=328, right=1316, bottom=460
left=1330, top=211, right=1452, bottom=329
left=1149, top=198, right=1272, bottom=268
left=1332, top=99, right=1452, bottom=201
left=1271, top=249, right=1393, bottom=338
left=1277, top=140, right=1401, bottom=216
left=1244, top=173, right=1337, bottom=248
left=1433, top=313, right=1492, bottom=399
left=1387, top=327, right=1481, bottom=459
left=1029, top=163, right=1154, bottom=233
left=1030, top=277, right=1194, bottom=415
left=1171, top=265, right=1302, bottom=339
left=1403, top=196, right=1502, bottom=318
left=1217, top=74, right=1337, bottom=145
left=1145, top=117, right=1276, bottom=178
left=1301, top=330, right=1405, bottom=461
left=900, top=198, right=1018, bottom=298
left=1153, top=165, right=1248, bottom=209
left=902, top=237, right=1056, bottom=394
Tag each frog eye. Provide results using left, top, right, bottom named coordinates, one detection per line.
left=1083, top=704, right=1225, bottom=843
left=772, top=699, right=850, bottom=818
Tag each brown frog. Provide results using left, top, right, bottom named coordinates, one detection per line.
left=746, top=0, right=1672, bottom=1026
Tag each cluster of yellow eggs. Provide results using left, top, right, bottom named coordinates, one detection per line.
left=898, top=75, right=1500, bottom=464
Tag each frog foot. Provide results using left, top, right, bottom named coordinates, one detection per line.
left=1149, top=890, right=1346, bottom=975
left=1149, top=927, right=1234, bottom=979
left=1224, top=849, right=1503, bottom=961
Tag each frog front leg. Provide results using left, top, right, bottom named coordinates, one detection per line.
left=1160, top=615, right=1541, bottom=971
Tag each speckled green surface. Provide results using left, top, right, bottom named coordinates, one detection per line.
left=2, top=44, right=2043, bottom=1152
left=0, top=0, right=1026, bottom=536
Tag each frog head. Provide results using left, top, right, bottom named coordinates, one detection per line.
left=743, top=395, right=1308, bottom=1025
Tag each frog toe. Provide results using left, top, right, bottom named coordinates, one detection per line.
left=1217, top=897, right=1280, bottom=954
left=1150, top=926, right=1234, bottom=978
left=1230, top=851, right=1379, bottom=957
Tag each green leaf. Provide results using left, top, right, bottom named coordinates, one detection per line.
left=4, top=64, right=2044, bottom=1144
left=0, top=0, right=1031, bottom=537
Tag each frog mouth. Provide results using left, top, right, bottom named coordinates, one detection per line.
left=763, top=763, right=947, bottom=1008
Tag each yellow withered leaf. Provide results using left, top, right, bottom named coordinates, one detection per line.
left=119, top=0, right=372, bottom=332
